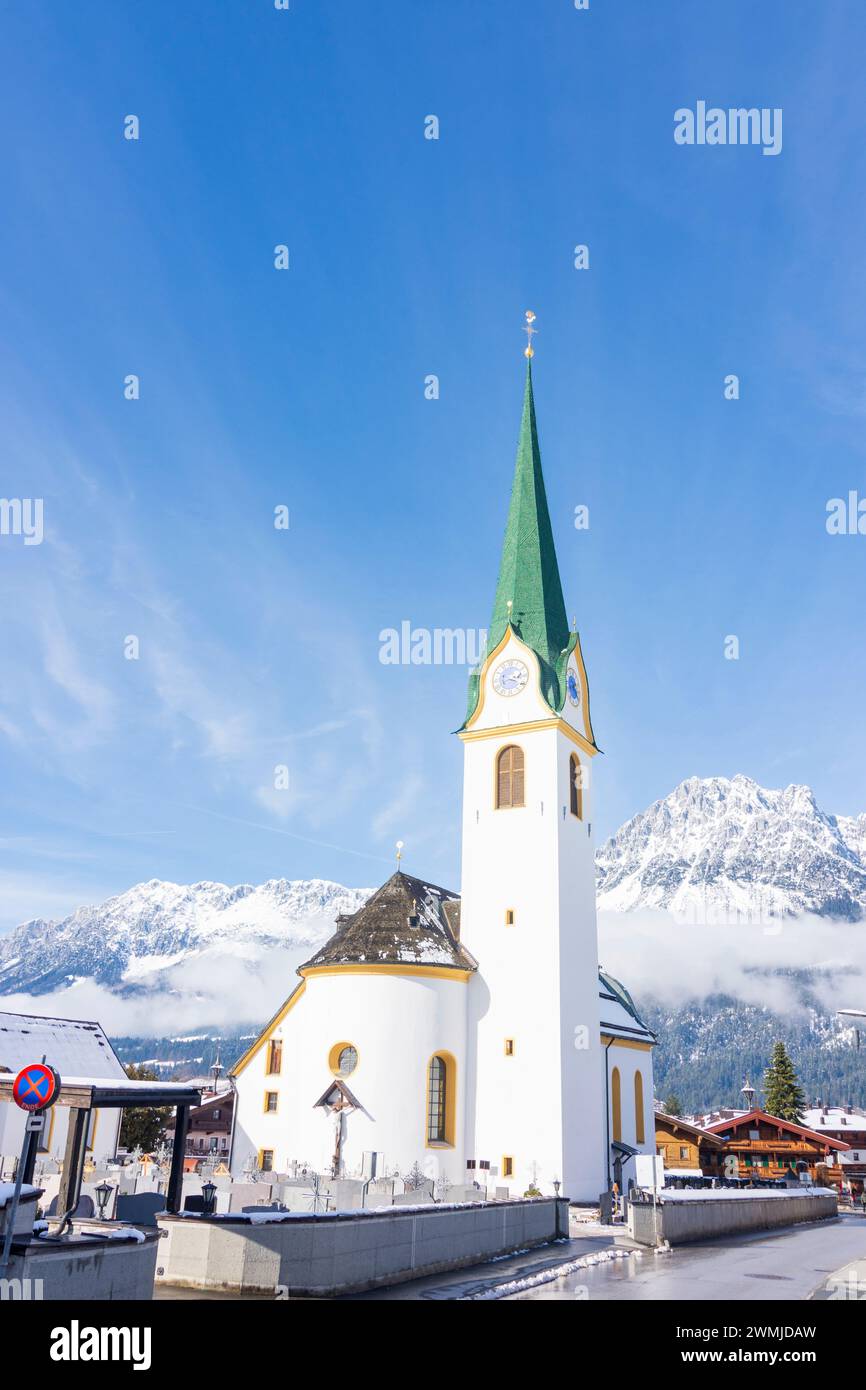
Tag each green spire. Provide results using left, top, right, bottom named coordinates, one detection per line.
left=464, top=359, right=575, bottom=723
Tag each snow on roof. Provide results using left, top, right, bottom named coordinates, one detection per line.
left=802, top=1107, right=866, bottom=1133
left=0, top=1011, right=126, bottom=1081
left=56, top=1076, right=202, bottom=1093
left=0, top=1183, right=40, bottom=1208
left=659, top=1187, right=836, bottom=1202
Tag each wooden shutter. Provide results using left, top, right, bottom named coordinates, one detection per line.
left=510, top=746, right=524, bottom=806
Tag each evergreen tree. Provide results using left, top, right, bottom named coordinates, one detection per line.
left=663, top=1093, right=683, bottom=1117
left=763, top=1041, right=806, bottom=1123
left=119, top=1064, right=172, bottom=1152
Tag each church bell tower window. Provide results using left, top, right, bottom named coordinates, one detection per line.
left=569, top=753, right=583, bottom=819
left=496, top=745, right=525, bottom=809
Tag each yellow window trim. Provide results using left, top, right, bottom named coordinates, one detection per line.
left=502, top=1155, right=514, bottom=1179
left=265, top=1038, right=283, bottom=1076
left=425, top=1050, right=457, bottom=1150
left=328, top=1041, right=360, bottom=1077
left=504, top=1038, right=514, bottom=1056
left=569, top=752, right=584, bottom=820
left=263, top=1091, right=279, bottom=1114
left=611, top=1066, right=622, bottom=1144
left=86, top=1109, right=99, bottom=1152
left=635, top=1071, right=645, bottom=1145
left=257, top=1148, right=275, bottom=1171
left=505, top=908, right=515, bottom=926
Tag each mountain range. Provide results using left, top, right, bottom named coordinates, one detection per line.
left=1, top=775, right=864, bottom=1109
left=596, top=774, right=866, bottom=921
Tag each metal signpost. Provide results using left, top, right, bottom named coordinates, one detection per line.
left=0, top=1060, right=61, bottom=1269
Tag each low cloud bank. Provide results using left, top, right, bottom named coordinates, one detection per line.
left=0, top=941, right=314, bottom=1039
left=1, top=912, right=864, bottom=1041
left=599, top=910, right=866, bottom=1016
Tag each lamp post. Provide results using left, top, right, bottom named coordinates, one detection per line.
left=201, top=1179, right=217, bottom=1215
left=838, top=1009, right=866, bottom=1051
left=95, top=1181, right=113, bottom=1220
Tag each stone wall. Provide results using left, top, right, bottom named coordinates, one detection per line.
left=4, top=1226, right=159, bottom=1300
left=156, top=1195, right=569, bottom=1295
left=627, top=1191, right=838, bottom=1246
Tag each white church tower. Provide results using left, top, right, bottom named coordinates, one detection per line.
left=460, top=323, right=605, bottom=1201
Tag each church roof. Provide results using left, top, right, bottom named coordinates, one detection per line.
left=300, top=871, right=476, bottom=973
left=598, top=969, right=656, bottom=1045
left=464, top=359, right=578, bottom=725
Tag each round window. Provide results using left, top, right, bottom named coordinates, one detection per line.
left=337, top=1045, right=358, bottom=1077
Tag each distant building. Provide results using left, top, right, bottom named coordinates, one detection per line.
left=0, top=1010, right=127, bottom=1167
left=164, top=1089, right=234, bottom=1163
left=655, top=1111, right=724, bottom=1175
left=704, top=1108, right=849, bottom=1183
left=801, top=1105, right=866, bottom=1196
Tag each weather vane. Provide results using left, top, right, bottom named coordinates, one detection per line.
left=523, top=310, right=537, bottom=358
left=395, top=839, right=404, bottom=871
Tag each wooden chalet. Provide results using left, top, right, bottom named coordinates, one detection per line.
left=704, top=1108, right=849, bottom=1183
left=655, top=1111, right=724, bottom=1173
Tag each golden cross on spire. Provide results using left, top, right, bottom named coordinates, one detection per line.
left=523, top=310, right=537, bottom=358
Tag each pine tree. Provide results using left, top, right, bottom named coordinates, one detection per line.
left=763, top=1041, right=806, bottom=1123
left=663, top=1093, right=683, bottom=1117
left=119, top=1064, right=172, bottom=1152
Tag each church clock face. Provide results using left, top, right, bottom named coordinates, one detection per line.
left=566, top=669, right=581, bottom=707
left=493, top=658, right=529, bottom=697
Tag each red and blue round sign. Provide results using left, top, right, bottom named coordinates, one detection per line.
left=12, top=1062, right=61, bottom=1112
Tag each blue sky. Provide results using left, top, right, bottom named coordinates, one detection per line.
left=1, top=0, right=865, bottom=930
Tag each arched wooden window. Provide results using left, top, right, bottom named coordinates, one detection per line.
left=569, top=753, right=583, bottom=819
left=426, top=1052, right=456, bottom=1146
left=496, top=745, right=524, bottom=809
left=427, top=1056, right=446, bottom=1143
left=611, top=1065, right=622, bottom=1143
left=634, top=1071, right=645, bottom=1145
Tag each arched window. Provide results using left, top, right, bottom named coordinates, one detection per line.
left=426, top=1052, right=456, bottom=1146
left=611, top=1066, right=622, bottom=1143
left=496, top=745, right=524, bottom=809
left=569, top=753, right=583, bottom=819
left=634, top=1071, right=645, bottom=1144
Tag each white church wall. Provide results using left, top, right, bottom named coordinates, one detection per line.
left=603, top=1042, right=654, bottom=1189
left=232, top=971, right=468, bottom=1188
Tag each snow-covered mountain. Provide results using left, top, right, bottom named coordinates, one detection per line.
left=596, top=774, right=866, bottom=922
left=1, top=774, right=863, bottom=1005
left=0, top=878, right=370, bottom=996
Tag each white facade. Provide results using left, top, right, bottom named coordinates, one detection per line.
left=460, top=629, right=605, bottom=1200
left=232, top=969, right=469, bottom=1186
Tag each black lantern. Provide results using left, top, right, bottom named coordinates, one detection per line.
left=201, top=1179, right=217, bottom=1215
left=95, top=1181, right=113, bottom=1219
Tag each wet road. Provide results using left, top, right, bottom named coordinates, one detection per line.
left=508, top=1214, right=866, bottom=1300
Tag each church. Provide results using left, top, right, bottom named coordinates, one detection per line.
left=230, top=328, right=656, bottom=1202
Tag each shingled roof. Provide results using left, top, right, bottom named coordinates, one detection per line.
left=300, top=871, right=476, bottom=973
